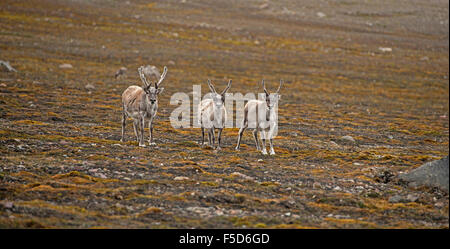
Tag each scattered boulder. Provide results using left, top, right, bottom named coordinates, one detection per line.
left=230, top=172, right=254, bottom=181
left=114, top=67, right=127, bottom=79
left=398, top=156, right=449, bottom=192
left=0, top=60, right=17, bottom=72
left=259, top=3, right=269, bottom=9
left=174, top=176, right=189, bottom=181
left=0, top=200, right=14, bottom=209
left=316, top=12, right=326, bottom=18
left=378, top=47, right=392, bottom=52
left=340, top=135, right=356, bottom=143
left=406, top=194, right=419, bottom=202
left=388, top=195, right=405, bottom=203
left=388, top=194, right=420, bottom=203
left=59, top=63, right=73, bottom=69
left=85, top=83, right=95, bottom=90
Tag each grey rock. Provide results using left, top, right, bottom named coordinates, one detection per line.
left=399, top=156, right=449, bottom=192
left=389, top=195, right=405, bottom=203
left=85, top=83, right=95, bottom=90
left=114, top=67, right=127, bottom=79
left=174, top=176, right=189, bottom=181
left=0, top=60, right=18, bottom=72
left=0, top=201, right=14, bottom=209
left=231, top=172, right=254, bottom=181
left=59, top=63, right=73, bottom=69
left=406, top=194, right=419, bottom=202
left=340, top=135, right=355, bottom=143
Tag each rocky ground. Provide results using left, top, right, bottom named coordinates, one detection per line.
left=0, top=0, right=448, bottom=228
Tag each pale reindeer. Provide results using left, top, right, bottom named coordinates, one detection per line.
left=120, top=66, right=168, bottom=147
left=235, top=79, right=283, bottom=155
left=198, top=79, right=232, bottom=150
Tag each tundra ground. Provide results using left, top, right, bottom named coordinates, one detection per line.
left=0, top=0, right=448, bottom=228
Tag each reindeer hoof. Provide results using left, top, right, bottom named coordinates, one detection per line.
left=262, top=150, right=268, bottom=155
left=270, top=151, right=276, bottom=155
left=216, top=146, right=222, bottom=151
left=149, top=142, right=156, bottom=146
left=235, top=147, right=240, bottom=151
left=139, top=144, right=146, bottom=147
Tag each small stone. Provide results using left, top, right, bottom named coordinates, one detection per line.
left=231, top=172, right=254, bottom=181
left=85, top=83, right=95, bottom=90
left=114, top=67, right=127, bottom=79
left=329, top=141, right=339, bottom=147
left=378, top=47, right=392, bottom=52
left=435, top=202, right=445, bottom=208
left=174, top=176, right=189, bottom=181
left=123, top=177, right=131, bottom=181
left=313, top=182, right=322, bottom=189
left=316, top=12, right=326, bottom=18
left=259, top=3, right=269, bottom=9
left=0, top=83, right=6, bottom=87
left=1, top=201, right=14, bottom=209
left=406, top=194, right=419, bottom=202
left=284, top=212, right=291, bottom=217
left=59, top=63, right=73, bottom=69
left=60, top=140, right=70, bottom=145
left=96, top=173, right=107, bottom=179
left=388, top=195, right=404, bottom=203
left=168, top=60, right=175, bottom=65
left=333, top=186, right=342, bottom=191
left=340, top=135, right=355, bottom=143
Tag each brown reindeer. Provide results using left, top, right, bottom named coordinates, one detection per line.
left=121, top=66, right=168, bottom=147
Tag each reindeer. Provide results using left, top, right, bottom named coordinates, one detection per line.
left=120, top=66, right=168, bottom=147
left=198, top=79, right=232, bottom=150
left=235, top=79, right=283, bottom=155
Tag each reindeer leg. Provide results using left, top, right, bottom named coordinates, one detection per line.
left=269, top=139, right=275, bottom=155
left=120, top=111, right=126, bottom=142
left=133, top=119, right=139, bottom=143
left=216, top=128, right=223, bottom=150
left=252, top=129, right=260, bottom=150
left=235, top=120, right=247, bottom=151
left=148, top=117, right=156, bottom=146
left=139, top=116, right=146, bottom=147
left=211, top=127, right=216, bottom=149
left=260, top=130, right=268, bottom=155
left=207, top=128, right=212, bottom=146
left=200, top=128, right=205, bottom=146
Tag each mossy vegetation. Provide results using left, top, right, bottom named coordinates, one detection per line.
left=0, top=0, right=448, bottom=228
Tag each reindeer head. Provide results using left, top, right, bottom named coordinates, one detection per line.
left=262, top=79, right=283, bottom=110
left=138, top=66, right=168, bottom=105
left=207, top=79, right=232, bottom=109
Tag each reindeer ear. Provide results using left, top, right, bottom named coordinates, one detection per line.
left=144, top=85, right=151, bottom=93
left=157, top=87, right=164, bottom=94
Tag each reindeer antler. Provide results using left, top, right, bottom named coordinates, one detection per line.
left=138, top=66, right=151, bottom=88
left=156, top=66, right=168, bottom=89
left=221, top=79, right=232, bottom=95
left=262, top=79, right=269, bottom=95
left=276, top=79, right=283, bottom=93
left=207, top=79, right=217, bottom=93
